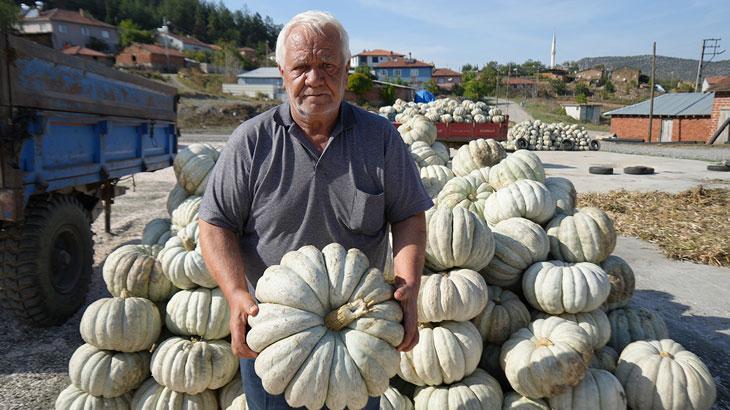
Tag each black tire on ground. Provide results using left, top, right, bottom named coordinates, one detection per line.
left=0, top=195, right=93, bottom=326
left=589, top=140, right=601, bottom=151
left=624, top=166, right=655, bottom=175
left=515, top=137, right=529, bottom=150
left=589, top=166, right=613, bottom=175
left=707, top=163, right=730, bottom=172
left=561, top=139, right=575, bottom=151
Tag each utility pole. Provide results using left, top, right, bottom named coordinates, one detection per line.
left=648, top=42, right=656, bottom=143
left=506, top=63, right=511, bottom=101
left=695, top=38, right=725, bottom=91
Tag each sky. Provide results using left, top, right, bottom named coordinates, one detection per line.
left=221, top=0, right=729, bottom=70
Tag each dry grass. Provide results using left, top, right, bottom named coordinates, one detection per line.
left=578, top=187, right=730, bottom=267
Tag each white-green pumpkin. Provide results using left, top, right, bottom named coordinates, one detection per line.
left=483, top=180, right=556, bottom=226
left=247, top=243, right=404, bottom=410
left=55, top=384, right=131, bottom=410
left=158, top=221, right=217, bottom=289
left=380, top=386, right=414, bottom=410
left=69, top=343, right=149, bottom=398
left=103, top=244, right=176, bottom=302
left=606, top=306, right=669, bottom=352
left=522, top=260, right=610, bottom=315
left=502, top=392, right=549, bottom=410
left=436, top=175, right=494, bottom=219
left=413, top=369, right=503, bottom=410
left=546, top=207, right=616, bottom=264
left=142, top=218, right=174, bottom=246
left=548, top=368, right=627, bottom=410
left=417, top=268, right=488, bottom=322
left=398, top=321, right=482, bottom=386
left=410, top=141, right=447, bottom=168
left=219, top=373, right=248, bottom=410
left=167, top=183, right=192, bottom=216
left=424, top=207, right=495, bottom=272
left=468, top=166, right=491, bottom=183
left=171, top=195, right=201, bottom=232
left=173, top=143, right=220, bottom=195
left=472, top=285, right=531, bottom=344
left=419, top=165, right=455, bottom=198
left=431, top=141, right=450, bottom=164
left=451, top=138, right=507, bottom=176
left=131, top=377, right=219, bottom=409
left=398, top=115, right=437, bottom=145
left=165, top=287, right=230, bottom=339
left=616, top=339, right=716, bottom=410
left=480, top=217, right=549, bottom=288
left=532, top=309, right=611, bottom=349
left=600, top=256, right=635, bottom=311
left=488, top=150, right=545, bottom=190
left=544, top=177, right=577, bottom=215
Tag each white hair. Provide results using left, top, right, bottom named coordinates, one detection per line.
left=275, top=10, right=351, bottom=66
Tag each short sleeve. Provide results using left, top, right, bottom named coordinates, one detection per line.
left=198, top=130, right=251, bottom=234
left=383, top=125, right=433, bottom=223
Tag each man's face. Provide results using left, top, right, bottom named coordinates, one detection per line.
left=279, top=25, right=348, bottom=121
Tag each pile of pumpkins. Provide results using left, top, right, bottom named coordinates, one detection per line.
left=379, top=98, right=506, bottom=125
left=504, top=120, right=599, bottom=151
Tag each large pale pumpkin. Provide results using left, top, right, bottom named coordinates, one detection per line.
left=381, top=386, right=414, bottom=410
left=165, top=287, right=230, bottom=339
left=431, top=141, right=450, bottom=164
left=544, top=177, right=576, bottom=215
left=167, top=183, right=191, bottom=216
left=546, top=207, right=616, bottom=264
left=219, top=373, right=248, bottom=410
left=417, top=269, right=488, bottom=322
left=472, top=285, right=530, bottom=344
left=607, top=306, right=668, bottom=351
left=173, top=143, right=220, bottom=195
left=131, top=378, right=219, bottom=409
left=502, top=392, right=549, bottom=409
left=480, top=218, right=549, bottom=287
left=522, top=261, right=610, bottom=314
left=103, top=244, right=176, bottom=302
left=79, top=291, right=161, bottom=352
left=419, top=165, right=454, bottom=198
left=468, top=166, right=491, bottom=183
left=452, top=138, right=507, bottom=176
left=398, top=321, right=482, bottom=386
left=55, top=384, right=131, bottom=410
left=413, top=369, right=503, bottom=410
left=424, top=207, right=495, bottom=272
left=398, top=115, right=437, bottom=145
left=410, top=141, right=447, bottom=168
left=142, top=218, right=174, bottom=246
left=548, top=368, right=627, bottom=410
left=150, top=337, right=238, bottom=394
left=69, top=343, right=149, bottom=398
left=600, top=256, right=635, bottom=311
left=158, top=221, right=217, bottom=289
left=533, top=309, right=611, bottom=349
left=171, top=196, right=201, bottom=231
left=590, top=345, right=619, bottom=372
left=483, top=180, right=556, bottom=226
left=488, top=150, right=545, bottom=190
left=247, top=243, right=404, bottom=410
left=500, top=317, right=593, bottom=399
left=616, top=339, right=716, bottom=410
left=436, top=175, right=494, bottom=219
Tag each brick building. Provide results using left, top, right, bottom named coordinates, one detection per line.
left=62, top=45, right=113, bottom=65
left=708, top=78, right=730, bottom=144
left=116, top=43, right=185, bottom=72
left=17, top=8, right=119, bottom=52
left=611, top=67, right=640, bottom=87
left=432, top=68, right=461, bottom=91
left=605, top=93, right=714, bottom=143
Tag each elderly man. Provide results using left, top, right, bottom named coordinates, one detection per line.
left=198, top=10, right=432, bottom=410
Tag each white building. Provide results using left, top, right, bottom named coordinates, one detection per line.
left=222, top=67, right=286, bottom=100
left=562, top=103, right=602, bottom=124
left=156, top=29, right=214, bottom=53
left=16, top=8, right=119, bottom=51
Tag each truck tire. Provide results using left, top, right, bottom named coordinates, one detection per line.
left=589, top=166, right=613, bottom=175
left=515, top=138, right=529, bottom=150
left=561, top=139, right=575, bottom=151
left=0, top=195, right=92, bottom=326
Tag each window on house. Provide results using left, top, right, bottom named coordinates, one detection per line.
left=410, top=68, right=419, bottom=77
left=80, top=26, right=90, bottom=36
left=101, top=30, right=110, bottom=39
left=394, top=69, right=401, bottom=77
left=58, top=24, right=68, bottom=33
left=372, top=56, right=378, bottom=63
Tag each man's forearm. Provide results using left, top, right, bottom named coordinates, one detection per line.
left=199, top=220, right=249, bottom=300
left=391, top=212, right=427, bottom=285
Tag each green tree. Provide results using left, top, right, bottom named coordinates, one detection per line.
left=380, top=84, right=397, bottom=105
left=347, top=72, right=373, bottom=99
left=521, top=59, right=545, bottom=76
left=451, top=83, right=464, bottom=96
left=461, top=63, right=477, bottom=72
left=604, top=80, right=615, bottom=94
left=424, top=79, right=440, bottom=95
left=549, top=79, right=566, bottom=96
left=575, top=82, right=590, bottom=99
left=0, top=0, right=19, bottom=32
left=118, top=19, right=154, bottom=48
left=354, top=66, right=374, bottom=79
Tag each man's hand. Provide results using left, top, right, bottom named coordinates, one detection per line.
left=394, top=278, right=419, bottom=352
left=229, top=289, right=260, bottom=358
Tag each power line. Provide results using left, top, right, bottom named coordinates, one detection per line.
left=695, top=38, right=725, bottom=92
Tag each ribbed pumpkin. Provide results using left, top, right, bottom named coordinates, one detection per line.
left=431, top=141, right=450, bottom=164
left=79, top=291, right=161, bottom=352
left=381, top=386, right=414, bottom=410
left=522, top=261, right=610, bottom=314
left=246, top=243, right=404, bottom=410
left=410, top=141, right=447, bottom=168
left=436, top=175, right=494, bottom=219
left=68, top=344, right=149, bottom=398
left=131, top=378, right=219, bottom=409
left=548, top=368, right=627, bottom=410
left=419, top=165, right=454, bottom=198
left=219, top=373, right=247, bottom=410
left=468, top=166, right=491, bottom=183
left=590, top=345, right=619, bottom=372
left=417, top=269, right=488, bottom=322
left=502, top=392, right=549, bottom=410
left=173, top=143, right=220, bottom=195
left=480, top=218, right=549, bottom=287
left=544, top=177, right=576, bottom=215
left=483, top=180, right=556, bottom=226
left=413, top=369, right=503, bottom=410
left=142, top=218, right=174, bottom=246
left=500, top=317, right=593, bottom=399
left=488, top=150, right=545, bottom=190
left=171, top=196, right=201, bottom=231
left=424, top=207, right=495, bottom=272
left=55, top=384, right=131, bottom=410
left=532, top=309, right=611, bottom=349
left=600, top=256, right=635, bottom=311
left=473, top=285, right=530, bottom=344
left=102, top=244, right=176, bottom=302
left=167, top=184, right=191, bottom=216
left=398, top=115, right=437, bottom=145
left=607, top=306, right=668, bottom=351
left=616, top=339, right=716, bottom=410
left=165, top=287, right=230, bottom=339
left=546, top=207, right=616, bottom=264
left=150, top=337, right=238, bottom=394
left=158, top=221, right=217, bottom=289
left=451, top=138, right=507, bottom=176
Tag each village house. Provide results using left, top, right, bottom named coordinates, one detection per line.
left=62, top=45, right=114, bottom=65
left=432, top=68, right=462, bottom=91
left=156, top=30, right=214, bottom=53
left=115, top=43, right=185, bottom=72
left=707, top=78, right=730, bottom=144
left=575, top=67, right=604, bottom=84
left=350, top=49, right=405, bottom=69
left=374, top=57, right=434, bottom=87
left=503, top=77, right=537, bottom=91
left=222, top=67, right=286, bottom=100
left=702, top=76, right=730, bottom=93
left=16, top=8, right=119, bottom=52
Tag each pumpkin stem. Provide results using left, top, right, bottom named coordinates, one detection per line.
left=325, top=299, right=371, bottom=331
left=120, top=289, right=130, bottom=299
left=659, top=351, right=674, bottom=359
left=181, top=234, right=196, bottom=251
left=536, top=337, right=554, bottom=347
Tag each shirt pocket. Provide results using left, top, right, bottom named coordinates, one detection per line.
left=347, top=188, right=385, bottom=235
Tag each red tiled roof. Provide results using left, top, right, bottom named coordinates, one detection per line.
left=23, top=8, right=116, bottom=29
left=377, top=58, right=433, bottom=69
left=62, top=45, right=110, bottom=58
left=162, top=32, right=214, bottom=49
left=504, top=77, right=537, bottom=85
left=433, top=68, right=461, bottom=77
left=708, top=77, right=730, bottom=92
left=125, top=43, right=184, bottom=57
left=355, top=49, right=405, bottom=57
left=705, top=76, right=730, bottom=85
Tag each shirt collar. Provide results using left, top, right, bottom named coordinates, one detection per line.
left=275, top=101, right=357, bottom=137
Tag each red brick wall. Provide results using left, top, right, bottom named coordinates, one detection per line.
left=611, top=116, right=711, bottom=142
left=710, top=92, right=730, bottom=138
left=345, top=84, right=413, bottom=106
left=673, top=118, right=712, bottom=142
left=116, top=46, right=184, bottom=71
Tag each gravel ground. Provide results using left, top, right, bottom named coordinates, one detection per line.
left=600, top=140, right=730, bottom=162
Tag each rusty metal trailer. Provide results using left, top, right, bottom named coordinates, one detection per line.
left=394, top=116, right=510, bottom=146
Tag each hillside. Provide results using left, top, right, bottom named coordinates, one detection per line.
left=576, top=55, right=730, bottom=82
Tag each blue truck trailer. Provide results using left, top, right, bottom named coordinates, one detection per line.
left=0, top=33, right=178, bottom=325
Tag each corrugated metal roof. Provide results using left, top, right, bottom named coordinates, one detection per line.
left=237, top=67, right=282, bottom=79
left=604, top=92, right=714, bottom=117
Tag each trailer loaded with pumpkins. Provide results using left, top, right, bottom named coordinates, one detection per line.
left=0, top=33, right=178, bottom=326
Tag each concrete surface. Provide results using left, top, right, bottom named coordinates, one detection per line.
left=600, top=140, right=730, bottom=162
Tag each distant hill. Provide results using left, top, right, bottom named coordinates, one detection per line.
left=575, top=55, right=730, bottom=82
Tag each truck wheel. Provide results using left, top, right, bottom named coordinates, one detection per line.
left=0, top=195, right=92, bottom=325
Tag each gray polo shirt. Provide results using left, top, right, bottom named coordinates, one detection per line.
left=198, top=101, right=433, bottom=286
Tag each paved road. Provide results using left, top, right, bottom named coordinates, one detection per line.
left=495, top=99, right=534, bottom=124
